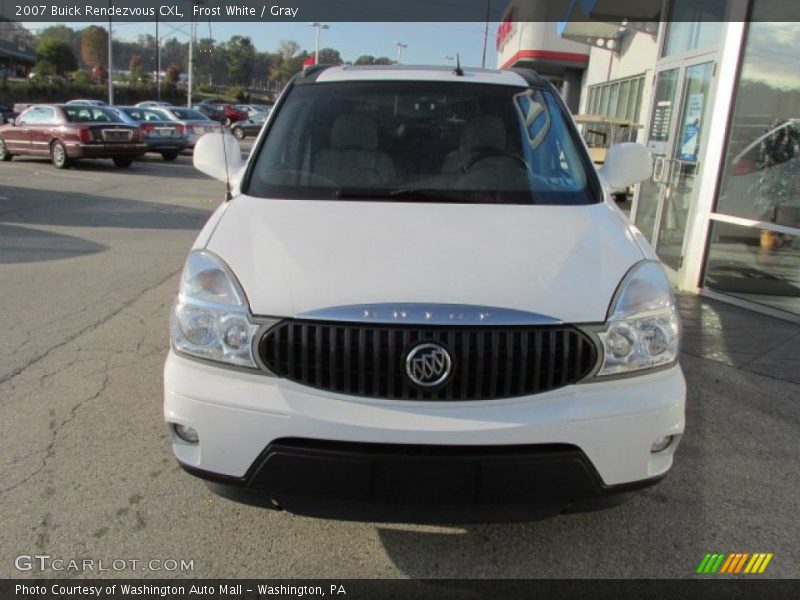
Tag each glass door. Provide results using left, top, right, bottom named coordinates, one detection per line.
left=633, top=58, right=716, bottom=274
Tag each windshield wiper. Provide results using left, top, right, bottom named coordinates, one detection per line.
left=332, top=188, right=467, bottom=203
left=388, top=188, right=469, bottom=203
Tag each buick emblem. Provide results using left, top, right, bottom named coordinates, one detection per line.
left=405, top=343, right=452, bottom=388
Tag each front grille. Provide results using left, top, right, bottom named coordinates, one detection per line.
left=259, top=320, right=598, bottom=401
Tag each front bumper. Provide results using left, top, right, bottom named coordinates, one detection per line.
left=164, top=352, right=685, bottom=519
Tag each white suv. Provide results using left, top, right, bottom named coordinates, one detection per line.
left=164, top=65, right=685, bottom=522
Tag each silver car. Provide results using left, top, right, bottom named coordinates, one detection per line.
left=152, top=107, right=222, bottom=148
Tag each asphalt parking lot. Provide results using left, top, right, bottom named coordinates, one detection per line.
left=0, top=149, right=798, bottom=579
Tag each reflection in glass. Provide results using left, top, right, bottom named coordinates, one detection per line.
left=657, top=61, right=714, bottom=271
left=635, top=69, right=679, bottom=244
left=704, top=221, right=800, bottom=316
left=715, top=19, right=800, bottom=229
left=662, top=0, right=725, bottom=56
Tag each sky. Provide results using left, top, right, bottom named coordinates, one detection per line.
left=23, top=21, right=501, bottom=68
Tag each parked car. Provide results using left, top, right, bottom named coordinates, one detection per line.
left=197, top=100, right=248, bottom=126
left=135, top=101, right=174, bottom=108
left=0, top=103, right=16, bottom=124
left=66, top=99, right=107, bottom=106
left=0, top=104, right=145, bottom=168
left=153, top=107, right=222, bottom=148
left=192, top=103, right=226, bottom=124
left=112, top=106, right=188, bottom=160
left=166, top=65, right=684, bottom=523
left=213, top=103, right=249, bottom=126
left=230, top=112, right=269, bottom=139
left=236, top=104, right=272, bottom=118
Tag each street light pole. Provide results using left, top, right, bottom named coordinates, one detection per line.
left=310, top=22, right=329, bottom=64
left=394, top=42, right=407, bottom=64
left=156, top=14, right=161, bottom=100
left=107, top=15, right=113, bottom=105
left=187, top=18, right=194, bottom=107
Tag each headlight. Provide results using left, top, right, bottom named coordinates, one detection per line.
left=170, top=250, right=260, bottom=368
left=596, top=261, right=680, bottom=376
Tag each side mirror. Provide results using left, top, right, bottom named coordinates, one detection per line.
left=193, top=132, right=245, bottom=183
left=598, top=143, right=652, bottom=190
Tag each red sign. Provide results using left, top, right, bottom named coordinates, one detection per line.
left=303, top=55, right=316, bottom=66
left=496, top=9, right=515, bottom=51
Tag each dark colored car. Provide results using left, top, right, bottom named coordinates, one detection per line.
left=198, top=99, right=248, bottom=126
left=1, top=103, right=17, bottom=124
left=0, top=104, right=145, bottom=168
left=192, top=103, right=226, bottom=124
left=113, top=106, right=189, bottom=160
left=231, top=112, right=269, bottom=139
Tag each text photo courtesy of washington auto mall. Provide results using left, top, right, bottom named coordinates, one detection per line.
left=1, top=0, right=799, bottom=599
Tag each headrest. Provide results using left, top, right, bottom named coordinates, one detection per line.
left=460, top=114, right=506, bottom=151
left=331, top=114, right=379, bottom=151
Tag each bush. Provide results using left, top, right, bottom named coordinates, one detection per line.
left=0, top=79, right=187, bottom=107
left=227, top=85, right=246, bottom=103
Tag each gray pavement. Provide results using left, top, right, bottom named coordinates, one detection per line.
left=0, top=152, right=798, bottom=579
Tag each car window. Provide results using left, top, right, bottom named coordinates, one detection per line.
left=169, top=108, right=207, bottom=120
left=246, top=81, right=599, bottom=205
left=63, top=107, right=122, bottom=123
left=18, top=106, right=52, bottom=125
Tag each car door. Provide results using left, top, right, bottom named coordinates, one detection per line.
left=3, top=106, right=38, bottom=153
left=28, top=106, right=58, bottom=155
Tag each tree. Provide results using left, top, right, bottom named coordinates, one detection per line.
left=128, top=54, right=150, bottom=86
left=355, top=55, right=376, bottom=65
left=278, top=40, right=299, bottom=61
left=317, top=48, right=342, bottom=65
left=80, top=25, right=108, bottom=71
left=224, top=36, right=255, bottom=86
left=35, top=39, right=78, bottom=76
left=374, top=56, right=393, bottom=65
left=164, top=64, right=181, bottom=88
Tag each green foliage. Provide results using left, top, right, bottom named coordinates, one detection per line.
left=227, top=85, right=246, bottom=103
left=35, top=39, right=78, bottom=76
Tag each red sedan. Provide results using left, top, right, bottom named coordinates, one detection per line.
left=0, top=104, right=146, bottom=168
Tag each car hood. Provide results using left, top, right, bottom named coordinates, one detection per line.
left=205, top=196, right=645, bottom=323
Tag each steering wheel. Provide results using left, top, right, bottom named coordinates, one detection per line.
left=461, top=148, right=529, bottom=173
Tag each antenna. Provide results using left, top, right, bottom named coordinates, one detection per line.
left=453, top=53, right=464, bottom=77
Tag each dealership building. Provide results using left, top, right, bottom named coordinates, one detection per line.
left=498, top=0, right=800, bottom=321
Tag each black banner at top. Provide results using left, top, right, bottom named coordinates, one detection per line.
left=1, top=0, right=799, bottom=23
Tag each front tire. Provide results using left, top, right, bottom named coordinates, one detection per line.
left=113, top=157, right=133, bottom=168
left=161, top=151, right=178, bottom=161
left=50, top=141, right=70, bottom=169
left=233, top=128, right=245, bottom=140
left=0, top=138, right=12, bottom=161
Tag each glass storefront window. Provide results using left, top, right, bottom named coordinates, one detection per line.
left=662, top=0, right=726, bottom=57
left=704, top=221, right=800, bottom=315
left=715, top=20, right=800, bottom=229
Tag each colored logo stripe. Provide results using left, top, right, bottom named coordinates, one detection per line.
left=697, top=553, right=773, bottom=574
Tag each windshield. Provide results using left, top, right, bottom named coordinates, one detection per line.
left=245, top=81, right=599, bottom=205
left=64, top=106, right=122, bottom=123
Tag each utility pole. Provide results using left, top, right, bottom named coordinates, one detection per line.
left=310, top=22, right=329, bottom=64
left=156, top=14, right=161, bottom=100
left=481, top=0, right=491, bottom=68
left=107, top=15, right=113, bottom=105
left=394, top=42, right=407, bottom=64
left=187, top=18, right=194, bottom=107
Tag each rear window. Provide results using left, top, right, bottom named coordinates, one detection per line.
left=245, top=80, right=599, bottom=205
left=64, top=107, right=122, bottom=123
left=168, top=108, right=207, bottom=120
